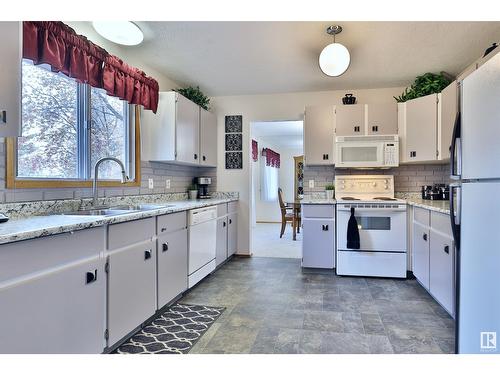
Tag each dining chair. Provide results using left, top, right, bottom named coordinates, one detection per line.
left=278, top=187, right=294, bottom=238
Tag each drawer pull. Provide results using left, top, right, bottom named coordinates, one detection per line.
left=144, top=249, right=152, bottom=260
left=86, top=270, right=97, bottom=284
left=162, top=243, right=169, bottom=252
left=423, top=233, right=428, bottom=241
left=444, top=245, right=449, bottom=254
left=322, top=224, right=329, bottom=231
left=161, top=227, right=167, bottom=232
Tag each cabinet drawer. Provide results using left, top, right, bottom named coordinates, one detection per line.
left=431, top=211, right=452, bottom=237
left=302, top=204, right=335, bottom=218
left=0, top=227, right=105, bottom=284
left=228, top=201, right=238, bottom=214
left=217, top=203, right=228, bottom=217
left=413, top=207, right=430, bottom=226
left=108, top=217, right=155, bottom=250
left=157, top=211, right=187, bottom=235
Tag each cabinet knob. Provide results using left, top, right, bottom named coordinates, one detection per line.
left=322, top=224, right=329, bottom=231
left=194, top=154, right=198, bottom=160
left=86, top=270, right=97, bottom=284
left=1, top=110, right=6, bottom=124
left=423, top=233, right=428, bottom=241
left=223, top=221, right=227, bottom=227
left=161, top=227, right=167, bottom=232
left=229, top=219, right=232, bottom=224
left=144, top=249, right=152, bottom=260
left=162, top=243, right=169, bottom=252
left=202, top=155, right=206, bottom=161
left=444, top=245, right=449, bottom=254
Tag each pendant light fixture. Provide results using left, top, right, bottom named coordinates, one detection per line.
left=319, top=25, right=350, bottom=77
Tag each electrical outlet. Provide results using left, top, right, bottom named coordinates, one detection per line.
left=309, top=180, right=315, bottom=188
left=148, top=178, right=154, bottom=189
left=165, top=179, right=171, bottom=189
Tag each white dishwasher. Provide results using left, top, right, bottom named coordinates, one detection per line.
left=188, top=206, right=217, bottom=288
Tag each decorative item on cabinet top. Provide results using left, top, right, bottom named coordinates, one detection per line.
left=394, top=72, right=452, bottom=103
left=174, top=86, right=210, bottom=110
left=342, top=93, right=356, bottom=105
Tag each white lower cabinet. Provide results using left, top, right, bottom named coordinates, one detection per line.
left=302, top=218, right=335, bottom=268
left=412, top=207, right=455, bottom=317
left=0, top=257, right=106, bottom=353
left=157, top=228, right=188, bottom=308
left=107, top=218, right=157, bottom=347
left=429, top=228, right=455, bottom=316
left=412, top=222, right=430, bottom=290
left=216, top=216, right=228, bottom=265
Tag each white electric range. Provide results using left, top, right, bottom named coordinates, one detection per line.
left=335, top=175, right=407, bottom=278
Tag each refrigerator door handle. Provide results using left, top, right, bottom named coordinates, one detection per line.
left=450, top=111, right=462, bottom=179
left=449, top=182, right=461, bottom=250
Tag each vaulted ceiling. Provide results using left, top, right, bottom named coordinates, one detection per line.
left=95, top=21, right=500, bottom=96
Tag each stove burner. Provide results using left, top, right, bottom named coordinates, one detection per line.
left=373, top=197, right=397, bottom=201
left=341, top=197, right=360, bottom=200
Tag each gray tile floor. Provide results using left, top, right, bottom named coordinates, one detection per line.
left=180, top=257, right=455, bottom=354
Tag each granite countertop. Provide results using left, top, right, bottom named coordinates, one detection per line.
left=0, top=197, right=238, bottom=245
left=405, top=198, right=451, bottom=215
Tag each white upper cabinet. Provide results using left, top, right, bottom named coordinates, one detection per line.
left=398, top=83, right=457, bottom=164
left=176, top=94, right=200, bottom=164
left=335, top=105, right=365, bottom=136
left=366, top=103, right=398, bottom=135
left=304, top=105, right=335, bottom=165
left=141, top=91, right=217, bottom=167
left=200, top=108, right=217, bottom=167
left=0, top=22, right=22, bottom=137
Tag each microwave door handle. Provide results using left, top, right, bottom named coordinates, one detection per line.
left=449, top=183, right=461, bottom=251
left=450, top=111, right=461, bottom=179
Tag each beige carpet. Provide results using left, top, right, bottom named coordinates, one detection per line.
left=251, top=223, right=301, bottom=259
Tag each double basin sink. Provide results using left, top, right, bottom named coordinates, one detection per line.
left=60, top=204, right=173, bottom=217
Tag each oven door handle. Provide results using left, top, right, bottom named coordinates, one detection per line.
left=337, top=208, right=406, bottom=213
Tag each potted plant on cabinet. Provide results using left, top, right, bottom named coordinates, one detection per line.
left=188, top=184, right=198, bottom=200
left=325, top=184, right=335, bottom=200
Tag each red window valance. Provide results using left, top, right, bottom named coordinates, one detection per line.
left=22, top=21, right=159, bottom=113
left=262, top=148, right=280, bottom=168
left=252, top=140, right=258, bottom=162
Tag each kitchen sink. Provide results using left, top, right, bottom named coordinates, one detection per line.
left=60, top=208, right=135, bottom=217
left=109, top=204, right=173, bottom=211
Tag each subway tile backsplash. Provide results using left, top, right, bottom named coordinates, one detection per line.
left=303, top=163, right=450, bottom=194
left=0, top=139, right=216, bottom=203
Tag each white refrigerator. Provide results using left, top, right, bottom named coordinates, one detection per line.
left=451, top=49, right=500, bottom=354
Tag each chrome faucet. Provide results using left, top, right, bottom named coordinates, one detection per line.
left=92, top=157, right=129, bottom=208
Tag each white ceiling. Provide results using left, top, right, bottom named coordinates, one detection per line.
left=252, top=121, right=303, bottom=149
left=120, top=21, right=500, bottom=96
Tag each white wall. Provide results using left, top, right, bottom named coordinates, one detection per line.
left=212, top=87, right=404, bottom=255
left=252, top=135, right=302, bottom=223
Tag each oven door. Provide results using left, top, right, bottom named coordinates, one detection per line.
left=335, top=141, right=384, bottom=168
left=337, top=207, right=407, bottom=252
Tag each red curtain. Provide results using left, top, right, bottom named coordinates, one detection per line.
left=262, top=148, right=280, bottom=168
left=23, top=21, right=159, bottom=113
left=252, top=140, right=258, bottom=162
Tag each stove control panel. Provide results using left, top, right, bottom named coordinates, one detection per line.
left=335, top=175, right=394, bottom=199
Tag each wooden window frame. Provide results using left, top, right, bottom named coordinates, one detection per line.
left=6, top=106, right=141, bottom=189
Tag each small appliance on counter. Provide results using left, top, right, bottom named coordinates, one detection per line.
left=421, top=184, right=449, bottom=200
left=196, top=177, right=212, bottom=199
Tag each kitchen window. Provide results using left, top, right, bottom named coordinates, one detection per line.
left=7, top=60, right=140, bottom=188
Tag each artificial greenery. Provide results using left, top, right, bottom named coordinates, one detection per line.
left=175, top=86, right=210, bottom=110
left=187, top=184, right=198, bottom=191
left=394, top=72, right=452, bottom=103
left=325, top=184, right=335, bottom=191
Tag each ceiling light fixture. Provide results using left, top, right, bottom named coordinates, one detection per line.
left=319, top=25, right=350, bottom=77
left=92, top=21, right=144, bottom=46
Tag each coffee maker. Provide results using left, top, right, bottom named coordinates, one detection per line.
left=196, top=177, right=212, bottom=199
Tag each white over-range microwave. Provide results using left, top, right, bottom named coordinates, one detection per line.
left=335, top=135, right=399, bottom=168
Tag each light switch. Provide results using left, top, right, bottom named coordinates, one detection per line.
left=148, top=178, right=154, bottom=189
left=309, top=180, right=315, bottom=188
left=166, top=179, right=171, bottom=189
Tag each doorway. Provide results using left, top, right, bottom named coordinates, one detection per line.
left=250, top=120, right=304, bottom=258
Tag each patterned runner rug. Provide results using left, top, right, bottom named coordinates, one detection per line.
left=114, top=303, right=225, bottom=354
